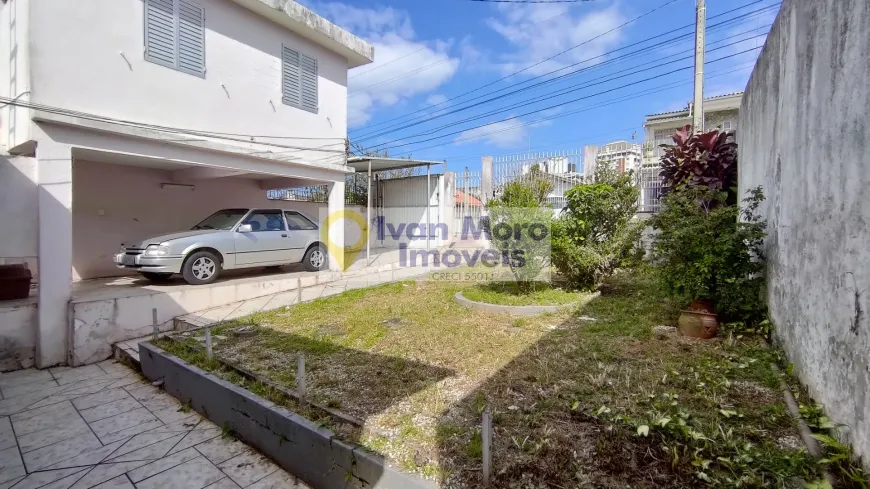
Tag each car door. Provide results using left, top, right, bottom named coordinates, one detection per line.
left=283, top=211, right=319, bottom=262
left=233, top=210, right=294, bottom=266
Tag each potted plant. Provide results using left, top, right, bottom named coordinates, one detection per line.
left=651, top=126, right=767, bottom=338
left=0, top=263, right=33, bottom=301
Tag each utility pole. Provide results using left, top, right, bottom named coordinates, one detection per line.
left=692, top=0, right=706, bottom=132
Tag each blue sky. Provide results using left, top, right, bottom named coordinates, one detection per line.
left=307, top=0, right=779, bottom=172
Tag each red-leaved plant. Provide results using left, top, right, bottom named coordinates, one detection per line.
left=659, top=124, right=738, bottom=205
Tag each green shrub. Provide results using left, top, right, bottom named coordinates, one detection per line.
left=651, top=186, right=767, bottom=323
left=552, top=163, right=641, bottom=289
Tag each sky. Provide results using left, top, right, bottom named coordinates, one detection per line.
left=304, top=0, right=779, bottom=173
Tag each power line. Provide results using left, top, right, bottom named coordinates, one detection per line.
left=349, top=58, right=454, bottom=96
left=350, top=0, right=685, bottom=135
left=385, top=62, right=756, bottom=159
left=359, top=44, right=764, bottom=153
left=352, top=11, right=774, bottom=143
left=351, top=0, right=773, bottom=137
left=349, top=47, right=426, bottom=80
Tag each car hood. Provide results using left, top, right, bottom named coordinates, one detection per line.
left=125, top=230, right=218, bottom=249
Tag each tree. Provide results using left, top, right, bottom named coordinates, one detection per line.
left=659, top=125, right=738, bottom=205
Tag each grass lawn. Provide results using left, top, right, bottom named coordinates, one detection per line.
left=157, top=270, right=849, bottom=488
left=460, top=281, right=583, bottom=306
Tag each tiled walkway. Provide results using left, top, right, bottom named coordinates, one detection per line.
left=0, top=361, right=306, bottom=489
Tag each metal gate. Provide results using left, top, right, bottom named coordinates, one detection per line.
left=453, top=168, right=482, bottom=237
left=492, top=150, right=584, bottom=215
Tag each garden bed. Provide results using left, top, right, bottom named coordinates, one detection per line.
left=157, top=272, right=846, bottom=488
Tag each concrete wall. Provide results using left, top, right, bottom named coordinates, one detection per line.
left=72, top=160, right=328, bottom=280
left=27, top=0, right=349, bottom=164
left=0, top=156, right=38, bottom=276
left=738, top=0, right=870, bottom=465
left=0, top=299, right=36, bottom=371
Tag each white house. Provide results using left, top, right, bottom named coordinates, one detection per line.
left=0, top=0, right=374, bottom=368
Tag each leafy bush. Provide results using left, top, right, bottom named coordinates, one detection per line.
left=659, top=125, right=738, bottom=205
left=486, top=175, right=553, bottom=291
left=651, top=186, right=767, bottom=323
left=552, top=164, right=642, bottom=289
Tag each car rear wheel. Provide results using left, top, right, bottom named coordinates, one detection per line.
left=140, top=272, right=172, bottom=282
left=303, top=245, right=327, bottom=272
left=182, top=251, right=221, bottom=285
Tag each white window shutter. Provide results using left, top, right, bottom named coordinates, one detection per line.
left=177, top=0, right=206, bottom=77
left=144, top=0, right=176, bottom=69
left=299, top=53, right=318, bottom=113
left=282, top=46, right=301, bottom=108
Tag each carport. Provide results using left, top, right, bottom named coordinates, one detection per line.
left=27, top=115, right=353, bottom=367
left=346, top=156, right=452, bottom=264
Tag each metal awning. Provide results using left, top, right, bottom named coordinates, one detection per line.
left=346, top=156, right=442, bottom=172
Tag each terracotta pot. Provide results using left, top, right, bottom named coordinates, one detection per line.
left=0, top=264, right=32, bottom=301
left=677, top=309, right=719, bottom=339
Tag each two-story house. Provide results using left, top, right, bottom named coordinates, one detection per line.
left=0, top=0, right=373, bottom=368
left=636, top=92, right=742, bottom=212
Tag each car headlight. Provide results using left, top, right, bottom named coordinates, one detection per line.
left=143, top=243, right=171, bottom=256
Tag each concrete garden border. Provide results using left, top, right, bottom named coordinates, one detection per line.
left=454, top=291, right=580, bottom=316
left=139, top=342, right=436, bottom=489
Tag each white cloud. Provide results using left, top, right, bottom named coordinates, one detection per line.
left=485, top=3, right=628, bottom=77
left=314, top=3, right=461, bottom=128
left=455, top=118, right=528, bottom=149
left=426, top=94, right=448, bottom=106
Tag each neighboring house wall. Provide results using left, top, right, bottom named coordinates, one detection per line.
left=27, top=0, right=349, bottom=163
left=738, top=0, right=870, bottom=467
left=72, top=160, right=327, bottom=280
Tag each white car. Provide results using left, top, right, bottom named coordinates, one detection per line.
left=115, top=208, right=326, bottom=285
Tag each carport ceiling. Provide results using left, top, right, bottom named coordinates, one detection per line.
left=346, top=156, right=442, bottom=173
left=71, top=148, right=318, bottom=182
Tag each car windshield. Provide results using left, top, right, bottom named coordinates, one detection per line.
left=192, top=209, right=249, bottom=230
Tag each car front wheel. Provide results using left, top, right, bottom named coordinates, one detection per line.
left=303, top=245, right=327, bottom=272
left=182, top=251, right=221, bottom=285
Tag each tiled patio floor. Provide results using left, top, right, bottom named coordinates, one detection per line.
left=0, top=361, right=306, bottom=489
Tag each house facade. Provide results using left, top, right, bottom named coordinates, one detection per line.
left=0, top=0, right=373, bottom=368
left=642, top=92, right=743, bottom=166
left=636, top=92, right=742, bottom=212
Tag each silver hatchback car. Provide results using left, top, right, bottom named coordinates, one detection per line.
left=115, top=208, right=327, bottom=285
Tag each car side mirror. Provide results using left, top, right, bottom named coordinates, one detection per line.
left=237, top=224, right=253, bottom=233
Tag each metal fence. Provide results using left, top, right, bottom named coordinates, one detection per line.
left=492, top=150, right=584, bottom=214
left=454, top=168, right=483, bottom=237
left=267, top=185, right=329, bottom=203
left=636, top=166, right=664, bottom=213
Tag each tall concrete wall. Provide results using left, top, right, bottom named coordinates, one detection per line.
left=738, top=0, right=870, bottom=465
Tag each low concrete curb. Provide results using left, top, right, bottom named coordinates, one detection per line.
left=454, top=291, right=577, bottom=316
left=139, top=342, right=437, bottom=489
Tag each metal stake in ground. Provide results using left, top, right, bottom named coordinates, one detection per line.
left=205, top=327, right=213, bottom=361
left=297, top=353, right=306, bottom=402
left=152, top=308, right=158, bottom=340
left=482, top=410, right=492, bottom=486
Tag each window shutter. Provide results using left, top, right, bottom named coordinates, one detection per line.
left=177, top=0, right=206, bottom=77
left=282, top=46, right=301, bottom=108
left=299, top=53, right=318, bottom=113
left=144, top=0, right=176, bottom=69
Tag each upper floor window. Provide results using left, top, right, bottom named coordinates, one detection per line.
left=144, top=0, right=206, bottom=78
left=282, top=46, right=318, bottom=113
left=722, top=120, right=736, bottom=131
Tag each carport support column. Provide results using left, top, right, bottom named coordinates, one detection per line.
left=327, top=179, right=345, bottom=272
left=35, top=138, right=73, bottom=367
